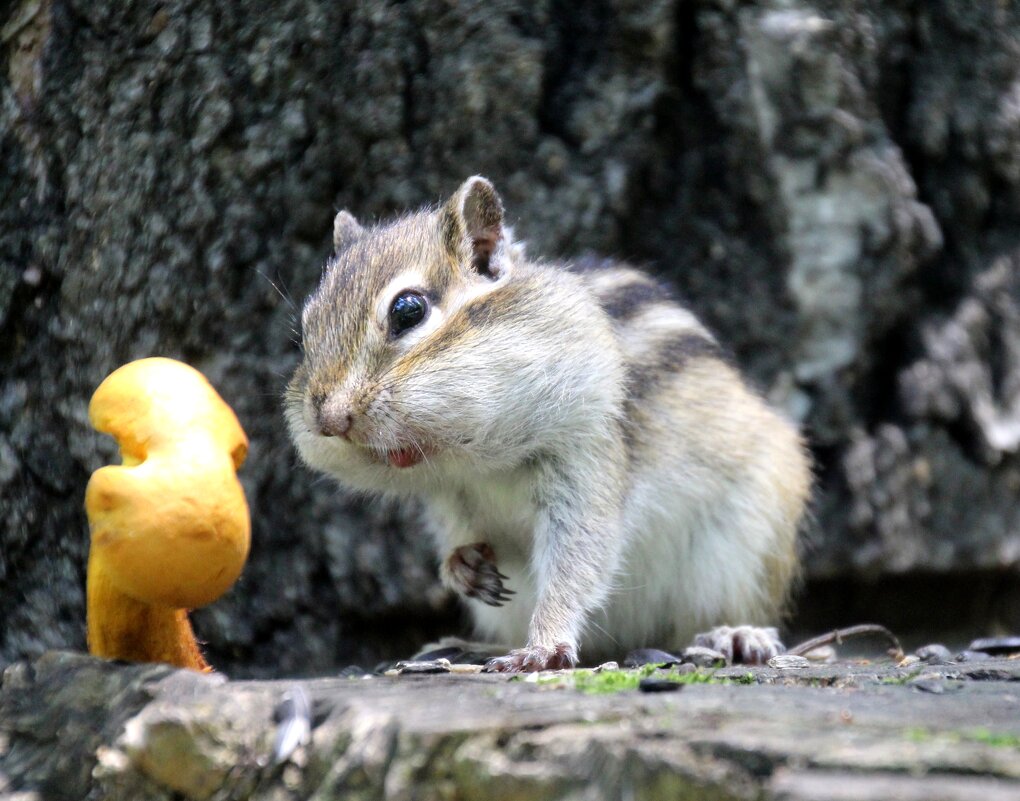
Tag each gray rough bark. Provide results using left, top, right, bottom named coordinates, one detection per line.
left=3, top=651, right=1020, bottom=800
left=2, top=0, right=1020, bottom=674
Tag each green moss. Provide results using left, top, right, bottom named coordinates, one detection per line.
left=566, top=664, right=656, bottom=694
left=904, top=726, right=933, bottom=743
left=533, top=665, right=756, bottom=694
left=964, top=728, right=1020, bottom=749
left=879, top=669, right=922, bottom=685
left=903, top=726, right=1020, bottom=750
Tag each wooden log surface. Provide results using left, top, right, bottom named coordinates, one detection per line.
left=2, top=651, right=1019, bottom=800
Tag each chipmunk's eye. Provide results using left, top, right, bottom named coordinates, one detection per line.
left=389, top=291, right=429, bottom=337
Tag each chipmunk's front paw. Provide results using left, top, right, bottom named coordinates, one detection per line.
left=692, top=626, right=784, bottom=665
left=482, top=643, right=577, bottom=673
left=443, top=543, right=515, bottom=607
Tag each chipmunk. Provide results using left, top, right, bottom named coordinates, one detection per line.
left=286, top=176, right=811, bottom=672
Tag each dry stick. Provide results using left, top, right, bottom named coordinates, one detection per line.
left=787, top=624, right=904, bottom=660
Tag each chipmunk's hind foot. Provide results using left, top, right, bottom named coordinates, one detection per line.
left=692, top=625, right=784, bottom=665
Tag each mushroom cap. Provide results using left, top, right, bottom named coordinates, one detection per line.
left=88, top=357, right=248, bottom=470
left=85, top=358, right=250, bottom=609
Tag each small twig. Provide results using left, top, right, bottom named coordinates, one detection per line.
left=787, top=624, right=904, bottom=660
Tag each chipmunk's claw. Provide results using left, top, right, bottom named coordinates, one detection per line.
left=692, top=625, right=784, bottom=665
left=443, top=543, right=514, bottom=608
left=482, top=643, right=577, bottom=673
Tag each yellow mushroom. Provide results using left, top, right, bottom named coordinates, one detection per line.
left=85, top=357, right=250, bottom=672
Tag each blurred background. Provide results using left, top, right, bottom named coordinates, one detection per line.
left=2, top=0, right=1019, bottom=676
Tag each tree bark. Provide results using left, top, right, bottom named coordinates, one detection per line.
left=2, top=0, right=1019, bottom=674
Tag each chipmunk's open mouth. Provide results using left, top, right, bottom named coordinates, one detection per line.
left=386, top=445, right=428, bottom=469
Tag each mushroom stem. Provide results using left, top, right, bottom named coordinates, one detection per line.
left=86, top=550, right=210, bottom=672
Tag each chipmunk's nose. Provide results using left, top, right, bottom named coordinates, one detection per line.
left=318, top=409, right=353, bottom=439
left=315, top=396, right=354, bottom=439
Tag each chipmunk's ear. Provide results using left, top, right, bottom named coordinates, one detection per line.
left=441, top=176, right=504, bottom=278
left=333, top=210, right=364, bottom=254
